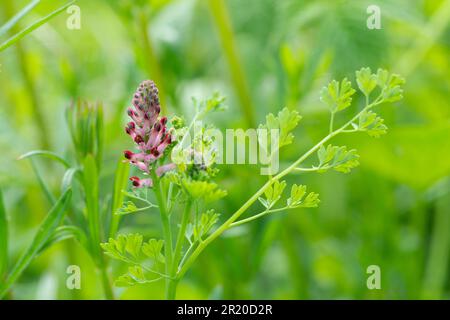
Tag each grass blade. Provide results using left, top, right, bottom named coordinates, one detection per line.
left=18, top=150, right=71, bottom=168
left=82, top=155, right=101, bottom=259
left=0, top=0, right=76, bottom=52
left=109, top=159, right=130, bottom=237
left=0, top=0, right=40, bottom=37
left=30, top=158, right=56, bottom=205
left=0, top=188, right=72, bottom=299
left=0, top=188, right=8, bottom=280
left=39, top=225, right=87, bottom=254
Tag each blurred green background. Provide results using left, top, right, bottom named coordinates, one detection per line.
left=0, top=0, right=449, bottom=299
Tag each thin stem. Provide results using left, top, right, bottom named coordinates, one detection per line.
left=294, top=167, right=323, bottom=172
left=178, top=241, right=198, bottom=268
left=329, top=112, right=335, bottom=133
left=167, top=199, right=192, bottom=299
left=207, top=0, right=256, bottom=127
left=176, top=97, right=383, bottom=280
left=98, top=260, right=114, bottom=300
left=230, top=207, right=291, bottom=228
left=151, top=170, right=173, bottom=297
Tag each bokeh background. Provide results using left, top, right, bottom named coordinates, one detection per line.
left=0, top=0, right=449, bottom=299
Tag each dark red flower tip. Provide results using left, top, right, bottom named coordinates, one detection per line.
left=134, top=135, right=144, bottom=144
left=129, top=176, right=140, bottom=187
left=124, top=150, right=133, bottom=159
left=160, top=117, right=167, bottom=125
left=154, top=122, right=162, bottom=131
left=127, top=122, right=135, bottom=129
left=150, top=147, right=160, bottom=157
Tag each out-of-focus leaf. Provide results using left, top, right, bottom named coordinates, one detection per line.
left=82, top=155, right=100, bottom=258
left=109, top=160, right=131, bottom=237
left=347, top=125, right=450, bottom=188
left=39, top=225, right=87, bottom=254
left=0, top=1, right=76, bottom=52
left=0, top=188, right=8, bottom=279
left=18, top=150, right=71, bottom=168
left=0, top=189, right=72, bottom=298
left=61, top=168, right=80, bottom=193
left=0, top=0, right=40, bottom=37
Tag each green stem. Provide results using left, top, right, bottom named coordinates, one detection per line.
left=99, top=259, right=114, bottom=300
left=207, top=0, right=255, bottom=127
left=230, top=207, right=290, bottom=227
left=167, top=199, right=192, bottom=299
left=421, top=179, right=450, bottom=299
left=151, top=170, right=173, bottom=298
left=329, top=112, right=335, bottom=133
left=176, top=99, right=381, bottom=280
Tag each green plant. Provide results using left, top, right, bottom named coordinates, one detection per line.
left=0, top=0, right=76, bottom=53
left=102, top=67, right=405, bottom=299
left=0, top=100, right=129, bottom=300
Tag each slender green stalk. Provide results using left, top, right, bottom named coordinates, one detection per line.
left=230, top=207, right=291, bottom=228
left=109, top=159, right=130, bottom=237
left=99, top=257, right=114, bottom=300
left=207, top=0, right=255, bottom=127
left=167, top=199, right=192, bottom=299
left=0, top=188, right=8, bottom=282
left=176, top=99, right=382, bottom=279
left=151, top=170, right=173, bottom=298
left=421, top=180, right=450, bottom=299
left=329, top=112, right=335, bottom=133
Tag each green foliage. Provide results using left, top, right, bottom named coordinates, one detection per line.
left=195, top=92, right=227, bottom=118
left=0, top=188, right=7, bottom=279
left=377, top=69, right=405, bottom=102
left=356, top=110, right=388, bottom=137
left=142, top=239, right=165, bottom=263
left=66, top=100, right=104, bottom=166
left=0, top=1, right=77, bottom=52
left=258, top=180, right=286, bottom=209
left=287, top=184, right=320, bottom=208
left=320, top=78, right=356, bottom=112
left=17, top=150, right=71, bottom=168
left=101, top=234, right=164, bottom=263
left=186, top=210, right=220, bottom=243
left=356, top=67, right=378, bottom=97
left=259, top=107, right=302, bottom=149
left=101, top=234, right=166, bottom=287
left=0, top=189, right=72, bottom=299
left=317, top=145, right=360, bottom=173
left=182, top=180, right=227, bottom=203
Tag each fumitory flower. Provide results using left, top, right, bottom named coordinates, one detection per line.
left=124, top=80, right=175, bottom=187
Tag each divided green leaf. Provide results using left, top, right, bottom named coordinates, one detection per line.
left=259, top=107, right=302, bottom=150
left=357, top=110, right=388, bottom=137
left=258, top=180, right=286, bottom=209
left=287, top=184, right=320, bottom=208
left=320, top=78, right=356, bottom=112
left=356, top=67, right=377, bottom=97
left=317, top=145, right=360, bottom=173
